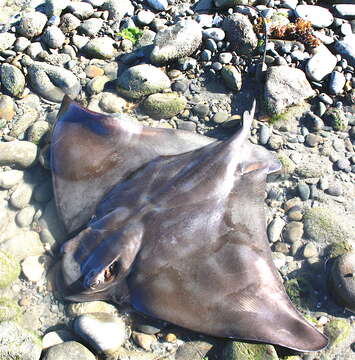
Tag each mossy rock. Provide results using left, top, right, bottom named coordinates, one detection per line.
left=328, top=240, right=353, bottom=259
left=277, top=153, right=296, bottom=176
left=0, top=298, right=22, bottom=322
left=0, top=321, right=42, bottom=360
left=0, top=250, right=20, bottom=289
left=303, top=207, right=351, bottom=244
left=324, top=319, right=351, bottom=346
left=223, top=341, right=279, bottom=360
left=323, top=108, right=348, bottom=131
left=142, top=92, right=187, bottom=119
left=285, top=277, right=316, bottom=310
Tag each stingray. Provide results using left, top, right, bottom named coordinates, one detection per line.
left=52, top=96, right=328, bottom=352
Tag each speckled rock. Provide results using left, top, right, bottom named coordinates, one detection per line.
left=42, top=26, right=65, bottom=49
left=86, top=75, right=110, bottom=95
left=223, top=341, right=279, bottom=360
left=150, top=20, right=202, bottom=65
left=0, top=95, right=15, bottom=121
left=17, top=11, right=47, bottom=38
left=116, top=64, right=171, bottom=100
left=27, top=120, right=50, bottom=144
left=142, top=92, right=186, bottom=119
left=323, top=108, right=348, bottom=131
left=0, top=63, right=25, bottom=97
left=329, top=252, right=355, bottom=312
left=0, top=141, right=38, bottom=168
left=102, top=0, right=134, bottom=23
left=74, top=313, right=126, bottom=354
left=60, top=13, right=81, bottom=33
left=0, top=250, right=20, bottom=289
left=0, top=298, right=21, bottom=322
left=0, top=321, right=42, bottom=360
left=0, top=32, right=16, bottom=51
left=303, top=207, right=352, bottom=244
left=67, top=301, right=118, bottom=317
left=83, top=37, right=115, bottom=59
left=27, top=61, right=81, bottom=102
left=0, top=231, right=44, bottom=261
left=10, top=107, right=39, bottom=138
left=222, top=13, right=257, bottom=56
left=99, top=93, right=127, bottom=113
left=264, top=66, right=315, bottom=115
left=284, top=221, right=304, bottom=243
left=42, top=341, right=96, bottom=360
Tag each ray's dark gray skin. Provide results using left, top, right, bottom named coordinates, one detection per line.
left=52, top=96, right=328, bottom=352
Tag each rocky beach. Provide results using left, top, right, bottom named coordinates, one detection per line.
left=0, top=0, right=354, bottom=359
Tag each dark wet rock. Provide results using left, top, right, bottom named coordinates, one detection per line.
left=42, top=25, right=65, bottom=49
left=27, top=61, right=81, bottom=102
left=285, top=277, right=316, bottom=310
left=303, top=207, right=352, bottom=243
left=42, top=341, right=96, bottom=360
left=0, top=321, right=42, bottom=360
left=147, top=0, right=168, bottom=11
left=0, top=250, right=20, bottom=289
left=0, top=63, right=25, bottom=97
left=0, top=141, right=38, bottom=168
left=142, top=92, right=187, bottom=119
left=264, top=66, right=315, bottom=115
left=329, top=252, right=355, bottom=312
left=223, top=341, right=279, bottom=360
left=297, top=183, right=310, bottom=201
left=334, top=34, right=355, bottom=66
left=116, top=64, right=171, bottom=100
left=222, top=13, right=257, bottom=56
left=305, top=45, right=337, bottom=82
left=324, top=319, right=351, bottom=347
left=0, top=32, right=16, bottom=51
left=150, top=20, right=202, bottom=65
left=74, top=313, right=126, bottom=354
left=221, top=65, right=242, bottom=91
left=83, top=37, right=116, bottom=59
left=17, top=11, right=47, bottom=38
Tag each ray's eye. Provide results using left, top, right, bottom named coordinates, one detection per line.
left=104, top=261, right=120, bottom=282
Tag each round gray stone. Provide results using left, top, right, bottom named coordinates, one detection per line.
left=42, top=26, right=65, bottom=49
left=329, top=71, right=346, bottom=95
left=83, top=37, right=115, bottom=59
left=79, top=18, right=103, bottom=36
left=116, top=64, right=171, bottom=100
left=0, top=141, right=38, bottom=168
left=42, top=341, right=95, bottom=360
left=295, top=5, right=334, bottom=28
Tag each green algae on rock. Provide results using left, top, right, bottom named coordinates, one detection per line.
left=323, top=108, right=348, bottom=131
left=142, top=92, right=187, bottom=119
left=303, top=207, right=351, bottom=244
left=0, top=297, right=22, bottom=322
left=285, top=277, right=316, bottom=311
left=328, top=240, right=353, bottom=259
left=324, top=319, right=351, bottom=347
left=0, top=321, right=42, bottom=360
left=0, top=250, right=20, bottom=289
left=223, top=341, right=279, bottom=360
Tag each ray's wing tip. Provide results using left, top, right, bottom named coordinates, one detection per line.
left=242, top=100, right=256, bottom=132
